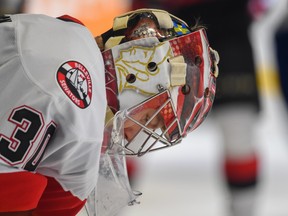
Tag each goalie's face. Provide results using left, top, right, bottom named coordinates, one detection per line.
left=124, top=108, right=164, bottom=142
left=120, top=90, right=182, bottom=156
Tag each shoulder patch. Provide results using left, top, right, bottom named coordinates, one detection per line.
left=57, top=61, right=92, bottom=109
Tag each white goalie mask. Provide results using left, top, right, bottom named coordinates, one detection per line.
left=98, top=8, right=219, bottom=156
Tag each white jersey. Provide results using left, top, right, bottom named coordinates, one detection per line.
left=0, top=14, right=107, bottom=200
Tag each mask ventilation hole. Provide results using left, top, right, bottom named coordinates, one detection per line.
left=147, top=62, right=157, bottom=72
left=126, top=74, right=136, bottom=83
left=204, top=87, right=210, bottom=97
left=195, top=56, right=202, bottom=66
left=181, top=85, right=190, bottom=95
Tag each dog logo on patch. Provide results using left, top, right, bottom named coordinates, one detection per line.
left=57, top=61, right=92, bottom=109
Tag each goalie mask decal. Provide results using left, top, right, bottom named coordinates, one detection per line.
left=57, top=61, right=93, bottom=109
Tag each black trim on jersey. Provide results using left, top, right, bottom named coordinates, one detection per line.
left=0, top=15, right=11, bottom=23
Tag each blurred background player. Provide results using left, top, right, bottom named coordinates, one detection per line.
left=274, top=2, right=288, bottom=109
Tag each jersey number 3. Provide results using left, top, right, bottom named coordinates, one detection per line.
left=0, top=106, right=56, bottom=171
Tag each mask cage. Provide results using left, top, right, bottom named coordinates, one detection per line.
left=123, top=90, right=183, bottom=156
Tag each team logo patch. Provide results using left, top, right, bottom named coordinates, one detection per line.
left=57, top=61, right=92, bottom=109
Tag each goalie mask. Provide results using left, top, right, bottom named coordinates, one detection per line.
left=97, top=8, right=219, bottom=156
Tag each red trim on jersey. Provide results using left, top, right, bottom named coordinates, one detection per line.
left=224, top=154, right=258, bottom=183
left=33, top=176, right=86, bottom=216
left=0, top=171, right=47, bottom=211
left=57, top=15, right=85, bottom=26
left=0, top=172, right=86, bottom=215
